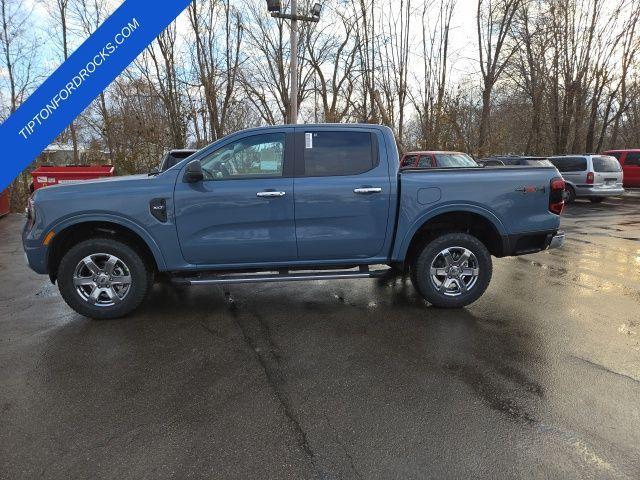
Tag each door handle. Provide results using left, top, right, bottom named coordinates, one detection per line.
left=354, top=187, right=382, bottom=194
left=256, top=191, right=286, bottom=198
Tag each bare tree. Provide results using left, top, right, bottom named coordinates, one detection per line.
left=0, top=0, right=37, bottom=117
left=304, top=4, right=359, bottom=122
left=138, top=23, right=187, bottom=148
left=607, top=0, right=640, bottom=148
left=0, top=0, right=39, bottom=211
left=48, top=0, right=80, bottom=162
left=242, top=1, right=315, bottom=124
left=71, top=0, right=116, bottom=161
left=476, top=0, right=521, bottom=155
left=187, top=0, right=243, bottom=141
left=413, top=0, right=455, bottom=150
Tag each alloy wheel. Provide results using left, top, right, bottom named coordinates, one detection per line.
left=73, top=253, right=132, bottom=307
left=429, top=246, right=479, bottom=297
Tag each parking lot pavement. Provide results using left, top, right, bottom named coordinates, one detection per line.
left=1, top=195, right=639, bottom=480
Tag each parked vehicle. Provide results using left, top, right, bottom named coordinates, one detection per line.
left=400, top=151, right=478, bottom=169
left=23, top=125, right=565, bottom=319
left=159, top=149, right=197, bottom=172
left=602, top=149, right=640, bottom=188
left=479, top=156, right=553, bottom=167
left=477, top=159, right=505, bottom=167
left=547, top=155, right=624, bottom=203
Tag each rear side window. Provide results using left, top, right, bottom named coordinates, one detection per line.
left=625, top=152, right=640, bottom=166
left=303, top=131, right=375, bottom=176
left=550, top=157, right=587, bottom=172
left=592, top=156, right=621, bottom=172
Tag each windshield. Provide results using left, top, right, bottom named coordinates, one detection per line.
left=592, top=156, right=621, bottom=172
left=435, top=153, right=477, bottom=168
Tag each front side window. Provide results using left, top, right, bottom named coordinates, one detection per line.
left=200, top=133, right=285, bottom=180
left=592, top=156, right=621, bottom=172
left=434, top=153, right=477, bottom=168
left=303, top=131, right=374, bottom=176
left=625, top=152, right=640, bottom=166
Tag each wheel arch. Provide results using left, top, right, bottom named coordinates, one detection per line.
left=46, top=215, right=165, bottom=283
left=396, top=207, right=506, bottom=268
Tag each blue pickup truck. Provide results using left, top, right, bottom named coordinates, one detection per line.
left=23, top=125, right=565, bottom=319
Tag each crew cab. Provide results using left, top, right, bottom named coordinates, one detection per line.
left=23, top=125, right=565, bottom=319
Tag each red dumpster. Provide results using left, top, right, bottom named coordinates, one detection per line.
left=30, top=165, right=115, bottom=191
left=0, top=188, right=9, bottom=217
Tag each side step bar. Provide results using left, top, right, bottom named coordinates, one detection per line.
left=171, top=266, right=392, bottom=286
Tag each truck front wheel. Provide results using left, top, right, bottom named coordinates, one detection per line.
left=411, top=232, right=492, bottom=308
left=57, top=238, right=152, bottom=319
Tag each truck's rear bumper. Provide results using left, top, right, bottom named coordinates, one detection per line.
left=503, top=229, right=564, bottom=256
left=547, top=231, right=565, bottom=250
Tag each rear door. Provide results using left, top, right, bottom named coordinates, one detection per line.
left=293, top=129, right=391, bottom=260
left=622, top=152, right=640, bottom=187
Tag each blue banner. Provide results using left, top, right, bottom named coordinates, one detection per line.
left=0, top=0, right=193, bottom=190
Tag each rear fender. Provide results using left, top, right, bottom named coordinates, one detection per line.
left=392, top=203, right=507, bottom=261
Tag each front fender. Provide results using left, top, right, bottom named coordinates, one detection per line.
left=47, top=213, right=167, bottom=271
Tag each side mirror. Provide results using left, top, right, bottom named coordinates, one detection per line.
left=183, top=160, right=204, bottom=183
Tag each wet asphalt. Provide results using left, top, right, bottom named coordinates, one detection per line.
left=0, top=194, right=639, bottom=480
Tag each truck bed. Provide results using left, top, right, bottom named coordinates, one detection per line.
left=392, top=166, right=562, bottom=260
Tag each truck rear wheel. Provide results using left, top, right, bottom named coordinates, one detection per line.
left=57, top=238, right=152, bottom=319
left=411, top=232, right=492, bottom=308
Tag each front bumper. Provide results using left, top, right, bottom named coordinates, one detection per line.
left=22, top=218, right=49, bottom=274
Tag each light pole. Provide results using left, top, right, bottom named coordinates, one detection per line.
left=266, top=1, right=322, bottom=124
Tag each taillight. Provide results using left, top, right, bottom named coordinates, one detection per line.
left=586, top=172, right=594, bottom=184
left=549, top=177, right=565, bottom=215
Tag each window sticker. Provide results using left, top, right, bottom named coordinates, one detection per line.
left=305, top=133, right=313, bottom=149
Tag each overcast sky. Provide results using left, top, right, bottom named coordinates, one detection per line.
left=19, top=0, right=482, bottom=89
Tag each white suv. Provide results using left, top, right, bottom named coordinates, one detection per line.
left=548, top=155, right=624, bottom=203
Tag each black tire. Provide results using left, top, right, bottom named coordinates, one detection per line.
left=410, top=232, right=492, bottom=308
left=589, top=197, right=605, bottom=203
left=57, top=237, right=152, bottom=319
left=564, top=185, right=576, bottom=203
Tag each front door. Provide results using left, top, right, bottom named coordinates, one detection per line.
left=174, top=131, right=297, bottom=266
left=293, top=129, right=391, bottom=261
left=623, top=152, right=640, bottom=188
